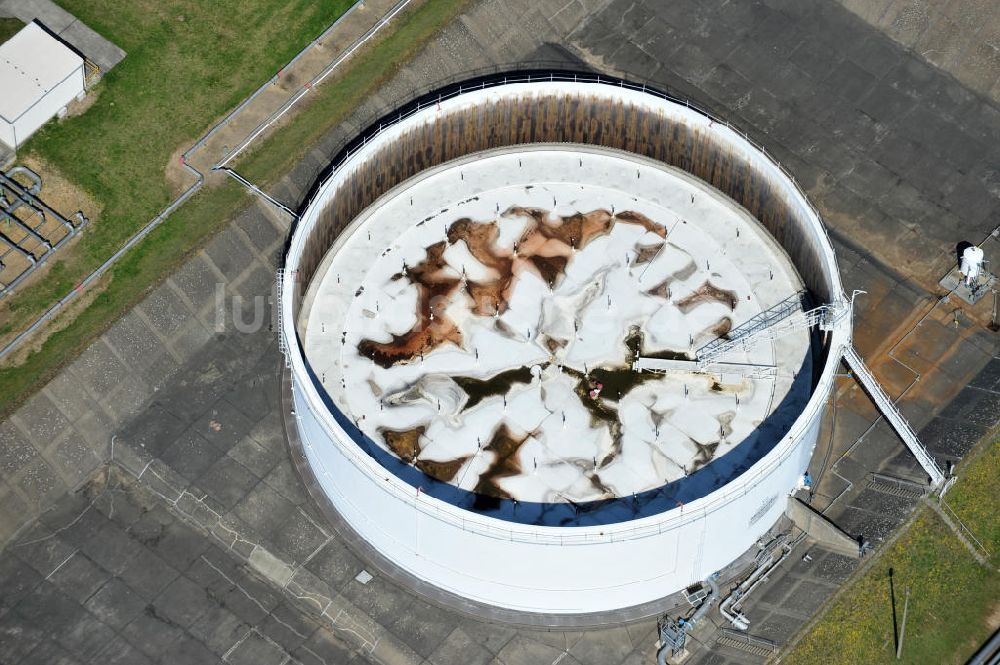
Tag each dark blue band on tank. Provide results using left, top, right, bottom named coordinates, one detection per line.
left=304, top=360, right=814, bottom=527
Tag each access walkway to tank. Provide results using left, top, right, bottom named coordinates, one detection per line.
left=1, top=0, right=1000, bottom=664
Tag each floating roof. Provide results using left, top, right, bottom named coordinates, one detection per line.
left=0, top=21, right=83, bottom=122
left=302, top=146, right=814, bottom=505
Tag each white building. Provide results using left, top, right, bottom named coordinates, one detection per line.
left=0, top=21, right=85, bottom=151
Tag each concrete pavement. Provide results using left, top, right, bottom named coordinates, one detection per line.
left=1, top=0, right=999, bottom=663
left=179, top=0, right=405, bottom=180
left=837, top=0, right=1000, bottom=105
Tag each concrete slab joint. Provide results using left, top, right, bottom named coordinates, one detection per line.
left=2, top=1, right=1000, bottom=665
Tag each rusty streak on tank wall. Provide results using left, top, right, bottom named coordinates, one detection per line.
left=292, top=90, right=836, bottom=351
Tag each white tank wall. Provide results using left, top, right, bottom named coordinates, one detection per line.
left=282, top=79, right=848, bottom=615
left=291, top=373, right=825, bottom=613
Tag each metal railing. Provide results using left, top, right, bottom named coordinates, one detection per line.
left=695, top=292, right=848, bottom=366
left=218, top=167, right=297, bottom=218
left=843, top=345, right=945, bottom=486
left=867, top=472, right=930, bottom=499
left=940, top=498, right=991, bottom=558
left=216, top=0, right=413, bottom=169
left=290, top=353, right=831, bottom=544
left=281, top=70, right=848, bottom=363
left=0, top=0, right=375, bottom=362
left=717, top=628, right=777, bottom=654
left=274, top=268, right=291, bottom=367
left=696, top=291, right=808, bottom=364
left=190, top=0, right=367, bottom=166
left=635, top=357, right=777, bottom=380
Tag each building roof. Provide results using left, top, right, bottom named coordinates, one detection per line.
left=0, top=21, right=83, bottom=122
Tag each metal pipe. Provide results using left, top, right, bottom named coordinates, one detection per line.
left=189, top=0, right=364, bottom=165
left=0, top=0, right=390, bottom=360
left=217, top=0, right=411, bottom=169
left=0, top=231, right=36, bottom=263
left=4, top=166, right=42, bottom=194
left=656, top=572, right=721, bottom=665
left=0, top=174, right=91, bottom=295
left=690, top=573, right=719, bottom=625
left=0, top=173, right=73, bottom=232
left=656, top=642, right=671, bottom=665
left=0, top=208, right=51, bottom=251
left=0, top=216, right=84, bottom=296
left=214, top=167, right=297, bottom=218
left=966, top=627, right=1000, bottom=665
left=0, top=164, right=200, bottom=360
left=719, top=535, right=798, bottom=630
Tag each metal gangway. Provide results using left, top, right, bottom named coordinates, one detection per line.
left=842, top=345, right=946, bottom=486
left=693, top=289, right=945, bottom=488
left=695, top=291, right=845, bottom=366
left=633, top=356, right=776, bottom=379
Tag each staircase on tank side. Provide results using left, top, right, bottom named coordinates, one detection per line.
left=842, top=345, right=946, bottom=486
left=695, top=291, right=845, bottom=366
left=694, top=291, right=946, bottom=488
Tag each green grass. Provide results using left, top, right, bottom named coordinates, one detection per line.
left=237, top=0, right=472, bottom=184
left=0, top=17, right=24, bottom=45
left=0, top=183, right=248, bottom=406
left=787, top=440, right=1000, bottom=664
left=1, top=0, right=353, bottom=331
left=0, top=0, right=470, bottom=417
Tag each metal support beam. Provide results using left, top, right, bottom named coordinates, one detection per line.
left=634, top=356, right=776, bottom=379
left=0, top=208, right=52, bottom=252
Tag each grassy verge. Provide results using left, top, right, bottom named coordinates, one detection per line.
left=0, top=17, right=23, bottom=45
left=786, top=440, right=1000, bottom=664
left=0, top=0, right=470, bottom=417
left=0, top=183, right=247, bottom=407
left=1, top=0, right=353, bottom=335
left=237, top=0, right=472, bottom=184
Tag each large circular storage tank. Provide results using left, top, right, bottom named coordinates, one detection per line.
left=280, top=77, right=848, bottom=621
